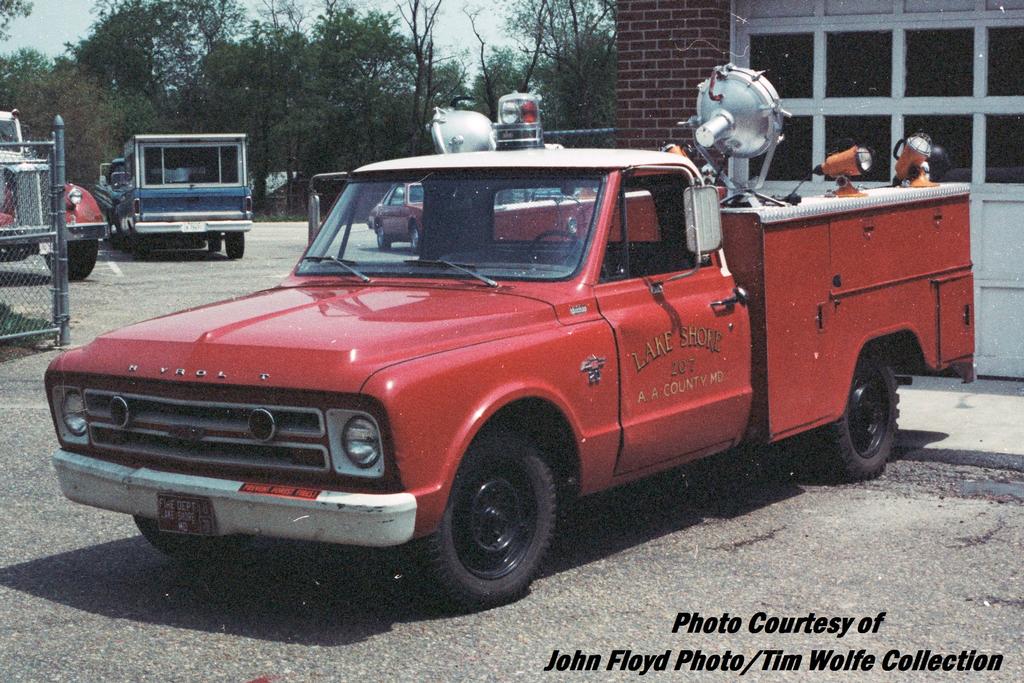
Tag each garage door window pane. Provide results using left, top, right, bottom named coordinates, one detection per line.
left=751, top=116, right=812, bottom=180
left=825, top=116, right=890, bottom=182
left=826, top=32, right=891, bottom=98
left=988, top=27, right=1024, bottom=96
left=751, top=34, right=814, bottom=99
left=987, top=115, right=1024, bottom=183
left=903, top=116, right=972, bottom=183
left=905, top=30, right=973, bottom=97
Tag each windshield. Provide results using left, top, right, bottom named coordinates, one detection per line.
left=301, top=174, right=606, bottom=282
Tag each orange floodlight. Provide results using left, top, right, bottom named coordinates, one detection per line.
left=893, top=132, right=938, bottom=188
left=661, top=143, right=689, bottom=158
left=813, top=145, right=874, bottom=198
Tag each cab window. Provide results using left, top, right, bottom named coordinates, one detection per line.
left=601, top=173, right=694, bottom=281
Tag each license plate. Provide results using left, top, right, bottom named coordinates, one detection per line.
left=157, top=493, right=217, bottom=535
left=182, top=222, right=206, bottom=233
left=38, top=242, right=52, bottom=255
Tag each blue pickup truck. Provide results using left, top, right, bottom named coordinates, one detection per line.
left=105, top=134, right=253, bottom=259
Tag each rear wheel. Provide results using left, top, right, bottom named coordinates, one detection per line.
left=225, top=233, right=245, bottom=259
left=417, top=432, right=557, bottom=610
left=822, top=356, right=899, bottom=481
left=67, top=239, right=99, bottom=281
left=207, top=235, right=222, bottom=254
left=134, top=516, right=248, bottom=562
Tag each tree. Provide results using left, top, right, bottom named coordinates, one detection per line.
left=0, top=50, right=120, bottom=183
left=309, top=6, right=410, bottom=170
left=466, top=5, right=542, bottom=120
left=0, top=0, right=31, bottom=41
left=506, top=0, right=616, bottom=131
left=398, top=0, right=444, bottom=155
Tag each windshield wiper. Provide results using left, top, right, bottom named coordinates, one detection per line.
left=301, top=255, right=371, bottom=282
left=403, top=259, right=498, bottom=288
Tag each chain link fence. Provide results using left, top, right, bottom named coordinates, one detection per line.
left=0, top=117, right=69, bottom=345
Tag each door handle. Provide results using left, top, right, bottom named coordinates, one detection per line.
left=710, top=286, right=748, bottom=309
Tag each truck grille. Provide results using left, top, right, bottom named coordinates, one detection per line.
left=83, top=390, right=329, bottom=472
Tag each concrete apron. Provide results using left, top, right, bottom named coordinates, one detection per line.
left=897, top=376, right=1024, bottom=482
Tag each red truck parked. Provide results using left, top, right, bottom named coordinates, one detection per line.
left=46, top=99, right=973, bottom=610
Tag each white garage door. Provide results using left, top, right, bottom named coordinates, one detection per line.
left=732, top=0, right=1024, bottom=377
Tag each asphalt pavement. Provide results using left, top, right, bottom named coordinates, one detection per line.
left=0, top=223, right=1021, bottom=682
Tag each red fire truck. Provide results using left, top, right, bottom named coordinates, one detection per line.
left=45, top=78, right=973, bottom=609
left=2, top=109, right=107, bottom=280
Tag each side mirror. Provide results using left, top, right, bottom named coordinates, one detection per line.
left=684, top=185, right=722, bottom=254
left=307, top=172, right=348, bottom=246
left=307, top=191, right=321, bottom=246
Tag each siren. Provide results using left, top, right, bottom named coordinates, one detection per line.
left=893, top=132, right=938, bottom=188
left=493, top=92, right=544, bottom=150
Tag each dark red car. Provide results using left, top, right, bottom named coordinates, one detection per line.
left=368, top=182, right=423, bottom=250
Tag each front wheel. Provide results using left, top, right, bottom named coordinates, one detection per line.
left=417, top=432, right=557, bottom=610
left=822, top=356, right=899, bottom=481
left=409, top=222, right=421, bottom=252
left=67, top=240, right=99, bottom=281
left=225, top=233, right=245, bottom=259
left=128, top=226, right=152, bottom=260
left=376, top=223, right=391, bottom=250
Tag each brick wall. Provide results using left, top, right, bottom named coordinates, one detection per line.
left=616, top=0, right=731, bottom=150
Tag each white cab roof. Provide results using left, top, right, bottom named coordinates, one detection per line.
left=356, top=148, right=701, bottom=175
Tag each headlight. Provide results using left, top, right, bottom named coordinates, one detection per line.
left=61, top=389, right=88, bottom=436
left=68, top=187, right=83, bottom=206
left=343, top=416, right=381, bottom=468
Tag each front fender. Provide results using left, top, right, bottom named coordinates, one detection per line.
left=360, top=318, right=620, bottom=536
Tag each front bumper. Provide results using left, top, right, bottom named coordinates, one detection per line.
left=53, top=449, right=417, bottom=547
left=67, top=222, right=108, bottom=241
left=134, top=220, right=252, bottom=235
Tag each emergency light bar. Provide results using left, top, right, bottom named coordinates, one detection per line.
left=493, top=93, right=544, bottom=150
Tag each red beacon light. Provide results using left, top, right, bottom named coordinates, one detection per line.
left=494, top=92, right=544, bottom=150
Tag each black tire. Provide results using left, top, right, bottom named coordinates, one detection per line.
left=417, top=432, right=557, bottom=610
left=225, top=233, right=245, bottom=259
left=67, top=240, right=99, bottom=281
left=409, top=222, right=421, bottom=252
left=134, top=516, right=248, bottom=562
left=207, top=235, right=222, bottom=254
left=376, top=224, right=391, bottom=250
left=109, top=219, right=127, bottom=250
left=823, top=356, right=899, bottom=481
left=129, top=228, right=151, bottom=260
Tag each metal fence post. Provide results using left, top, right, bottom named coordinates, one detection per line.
left=50, top=115, right=70, bottom=346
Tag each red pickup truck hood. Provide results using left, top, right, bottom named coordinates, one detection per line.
left=61, top=284, right=555, bottom=392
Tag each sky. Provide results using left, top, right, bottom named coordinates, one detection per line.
left=1, top=0, right=509, bottom=60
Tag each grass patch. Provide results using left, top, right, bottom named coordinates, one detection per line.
left=0, top=303, right=53, bottom=362
left=0, top=302, right=53, bottom=340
